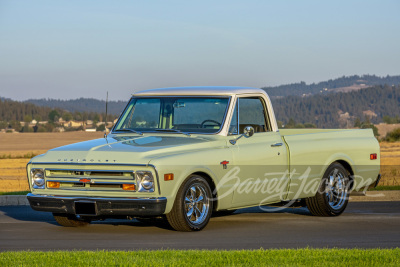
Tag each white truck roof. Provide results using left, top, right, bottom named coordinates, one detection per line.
left=133, top=86, right=267, bottom=96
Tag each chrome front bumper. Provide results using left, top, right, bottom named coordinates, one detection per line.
left=27, top=193, right=167, bottom=216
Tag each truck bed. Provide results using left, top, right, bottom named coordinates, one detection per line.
left=279, top=128, right=380, bottom=199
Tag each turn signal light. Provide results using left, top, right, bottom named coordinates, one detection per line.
left=164, top=173, right=174, bottom=181
left=122, top=184, right=136, bottom=191
left=370, top=153, right=377, bottom=160
left=47, top=181, right=60, bottom=188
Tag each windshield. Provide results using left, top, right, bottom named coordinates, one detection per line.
left=113, top=97, right=230, bottom=134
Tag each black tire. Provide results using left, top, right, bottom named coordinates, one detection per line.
left=166, top=175, right=213, bottom=231
left=306, top=163, right=351, bottom=216
left=53, top=213, right=90, bottom=227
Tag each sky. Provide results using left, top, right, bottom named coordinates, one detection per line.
left=1, top=0, right=399, bottom=101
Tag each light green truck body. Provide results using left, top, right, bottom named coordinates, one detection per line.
left=27, top=87, right=380, bottom=230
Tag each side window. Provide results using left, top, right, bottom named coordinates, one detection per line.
left=238, top=97, right=269, bottom=133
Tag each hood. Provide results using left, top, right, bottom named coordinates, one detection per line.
left=32, top=134, right=224, bottom=165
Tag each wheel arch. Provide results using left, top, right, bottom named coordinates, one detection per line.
left=322, top=152, right=355, bottom=189
left=163, top=168, right=219, bottom=214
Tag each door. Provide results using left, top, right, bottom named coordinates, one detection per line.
left=229, top=97, right=289, bottom=207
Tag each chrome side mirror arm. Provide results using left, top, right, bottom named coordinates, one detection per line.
left=229, top=126, right=254, bottom=145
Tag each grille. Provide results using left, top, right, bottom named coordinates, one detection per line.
left=46, top=169, right=134, bottom=178
left=44, top=168, right=136, bottom=191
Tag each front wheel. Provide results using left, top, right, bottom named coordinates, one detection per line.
left=166, top=175, right=213, bottom=231
left=306, top=163, right=351, bottom=216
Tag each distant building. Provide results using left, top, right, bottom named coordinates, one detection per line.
left=68, top=121, right=83, bottom=128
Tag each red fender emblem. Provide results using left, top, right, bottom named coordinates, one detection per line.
left=220, top=160, right=229, bottom=169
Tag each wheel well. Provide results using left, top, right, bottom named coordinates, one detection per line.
left=335, top=160, right=355, bottom=189
left=192, top=171, right=218, bottom=211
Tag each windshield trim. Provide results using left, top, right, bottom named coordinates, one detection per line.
left=111, top=96, right=232, bottom=136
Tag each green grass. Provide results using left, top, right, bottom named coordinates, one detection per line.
left=0, top=249, right=399, bottom=266
left=369, top=185, right=400, bottom=191
left=0, top=191, right=29, bottom=195
left=0, top=152, right=37, bottom=159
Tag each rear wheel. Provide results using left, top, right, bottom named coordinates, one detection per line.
left=53, top=213, right=90, bottom=227
left=306, top=163, right=350, bottom=216
left=166, top=175, right=213, bottom=231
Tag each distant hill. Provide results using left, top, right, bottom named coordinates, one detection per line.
left=26, top=98, right=127, bottom=116
left=0, top=98, right=55, bottom=122
left=272, top=84, right=400, bottom=128
left=0, top=98, right=117, bottom=129
left=2, top=75, right=399, bottom=130
left=263, top=74, right=400, bottom=97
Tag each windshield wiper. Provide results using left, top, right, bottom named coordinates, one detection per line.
left=153, top=129, right=191, bottom=136
left=114, top=129, right=143, bottom=135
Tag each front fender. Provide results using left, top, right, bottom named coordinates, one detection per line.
left=148, top=147, right=234, bottom=213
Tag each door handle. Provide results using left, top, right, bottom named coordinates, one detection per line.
left=271, top=143, right=283, bottom=147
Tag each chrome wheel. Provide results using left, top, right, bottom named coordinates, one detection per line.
left=325, top=168, right=349, bottom=211
left=166, top=175, right=213, bottom=231
left=306, top=163, right=351, bottom=217
left=184, top=184, right=210, bottom=225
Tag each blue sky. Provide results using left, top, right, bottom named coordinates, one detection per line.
left=1, top=0, right=399, bottom=101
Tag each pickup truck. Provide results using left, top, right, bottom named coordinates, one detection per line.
left=27, top=87, right=381, bottom=231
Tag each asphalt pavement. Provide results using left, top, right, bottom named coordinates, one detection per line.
left=1, top=201, right=399, bottom=251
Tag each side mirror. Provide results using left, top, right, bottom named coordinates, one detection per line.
left=229, top=126, right=255, bottom=145
left=243, top=126, right=254, bottom=137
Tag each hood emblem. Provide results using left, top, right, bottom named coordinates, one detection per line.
left=79, top=178, right=91, bottom=183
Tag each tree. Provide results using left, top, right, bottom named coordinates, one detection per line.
left=0, top=121, right=8, bottom=129
left=96, top=124, right=105, bottom=131
left=24, top=115, right=32, bottom=123
left=9, top=120, right=22, bottom=131
left=63, top=112, right=73, bottom=122
left=361, top=123, right=379, bottom=137
left=48, top=110, right=60, bottom=123
left=354, top=117, right=361, bottom=127
left=286, top=118, right=296, bottom=128
left=34, top=115, right=42, bottom=121
left=304, top=123, right=316, bottom=128
left=385, top=128, right=400, bottom=142
left=382, top=115, right=400, bottom=124
left=73, top=112, right=82, bottom=121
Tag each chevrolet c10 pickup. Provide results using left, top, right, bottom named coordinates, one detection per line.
left=27, top=87, right=381, bottom=231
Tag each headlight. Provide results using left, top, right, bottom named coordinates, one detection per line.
left=136, top=171, right=154, bottom=192
left=31, top=168, right=45, bottom=189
